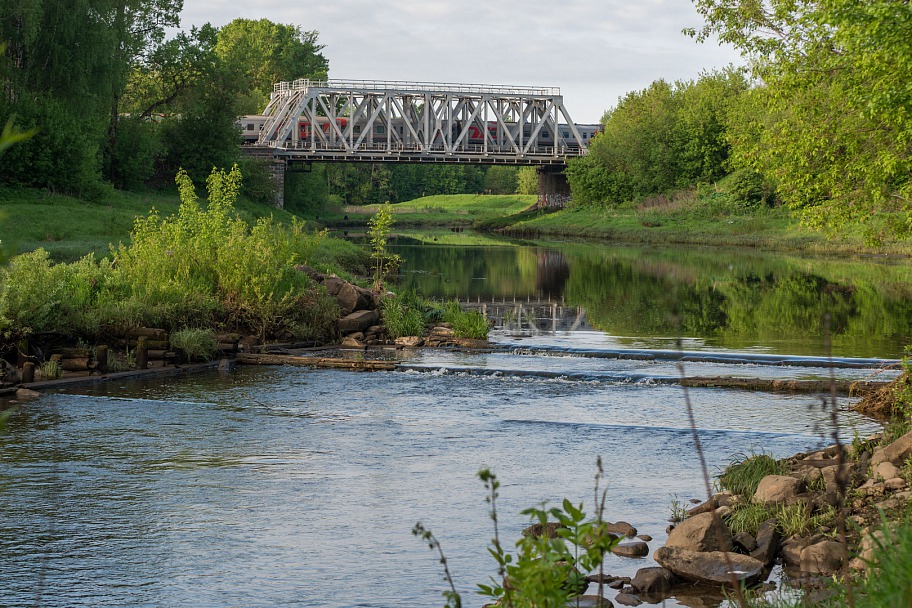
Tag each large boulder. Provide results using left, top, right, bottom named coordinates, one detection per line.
left=653, top=546, right=767, bottom=586
left=754, top=475, right=803, bottom=504
left=800, top=540, right=845, bottom=575
left=871, top=429, right=912, bottom=467
left=665, top=512, right=732, bottom=552
left=336, top=282, right=372, bottom=315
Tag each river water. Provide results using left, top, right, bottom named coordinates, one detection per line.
left=1, top=238, right=908, bottom=607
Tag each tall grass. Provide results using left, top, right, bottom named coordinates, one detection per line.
left=0, top=165, right=349, bottom=342
left=717, top=452, right=787, bottom=497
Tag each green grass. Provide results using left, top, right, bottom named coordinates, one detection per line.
left=717, top=452, right=788, bottom=497
left=323, top=194, right=536, bottom=227
left=169, top=328, right=219, bottom=362
left=0, top=186, right=309, bottom=262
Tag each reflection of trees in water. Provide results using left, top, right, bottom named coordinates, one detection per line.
left=562, top=252, right=912, bottom=358
left=394, top=241, right=912, bottom=357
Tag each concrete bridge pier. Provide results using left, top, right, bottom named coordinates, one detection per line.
left=536, top=166, right=571, bottom=209
left=269, top=160, right=286, bottom=209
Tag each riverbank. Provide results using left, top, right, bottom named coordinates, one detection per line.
left=326, top=194, right=912, bottom=257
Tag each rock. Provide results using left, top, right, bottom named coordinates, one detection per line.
left=336, top=282, right=371, bottom=315
left=522, top=522, right=565, bottom=538
left=630, top=567, right=676, bottom=594
left=429, top=326, right=455, bottom=336
left=800, top=540, right=845, bottom=575
left=750, top=519, right=780, bottom=567
left=572, top=596, right=615, bottom=608
left=637, top=534, right=653, bottom=542
left=15, top=387, right=41, bottom=399
left=614, top=593, right=641, bottom=606
left=294, top=264, right=324, bottom=281
left=605, top=521, right=637, bottom=538
left=715, top=492, right=737, bottom=508
left=885, top=477, right=907, bottom=491
left=686, top=497, right=716, bottom=517
left=394, top=336, right=423, bottom=347
left=340, top=336, right=365, bottom=349
left=611, top=540, right=649, bottom=558
left=338, top=310, right=379, bottom=333
left=780, top=535, right=810, bottom=567
left=733, top=532, right=757, bottom=553
left=607, top=578, right=629, bottom=589
left=856, top=528, right=887, bottom=569
left=322, top=276, right=345, bottom=296
left=585, top=573, right=625, bottom=585
left=820, top=464, right=853, bottom=493
left=871, top=429, right=912, bottom=468
left=653, top=546, right=767, bottom=586
left=874, top=461, right=900, bottom=481
left=754, top=475, right=803, bottom=504
left=217, top=359, right=235, bottom=373
left=365, top=325, right=384, bottom=336
left=665, top=512, right=732, bottom=552
left=715, top=506, right=732, bottom=519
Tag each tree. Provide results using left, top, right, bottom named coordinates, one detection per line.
left=215, top=18, right=328, bottom=114
left=688, top=0, right=912, bottom=240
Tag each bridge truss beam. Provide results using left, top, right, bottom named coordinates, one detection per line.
left=254, top=79, right=589, bottom=164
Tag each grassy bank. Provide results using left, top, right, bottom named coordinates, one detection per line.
left=0, top=186, right=308, bottom=262
left=321, top=194, right=536, bottom=228
left=338, top=189, right=912, bottom=256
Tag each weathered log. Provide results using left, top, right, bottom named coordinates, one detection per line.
left=147, top=349, right=179, bottom=361
left=235, top=352, right=397, bottom=371
left=21, top=362, right=35, bottom=384
left=95, top=345, right=108, bottom=374
left=128, top=327, right=169, bottom=341
left=136, top=336, right=148, bottom=370
left=56, top=348, right=90, bottom=359
left=60, top=357, right=90, bottom=372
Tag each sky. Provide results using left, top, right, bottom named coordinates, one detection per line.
left=176, top=0, right=743, bottom=124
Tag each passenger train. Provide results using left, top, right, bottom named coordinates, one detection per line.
left=239, top=115, right=602, bottom=149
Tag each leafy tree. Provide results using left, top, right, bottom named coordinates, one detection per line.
left=215, top=18, right=328, bottom=114
left=516, top=166, right=539, bottom=195
left=688, top=0, right=912, bottom=240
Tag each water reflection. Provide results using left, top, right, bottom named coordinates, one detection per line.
left=393, top=239, right=912, bottom=358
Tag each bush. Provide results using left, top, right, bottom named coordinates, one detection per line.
left=381, top=296, right=425, bottom=339
left=717, top=452, right=786, bottom=496
left=170, top=328, right=219, bottom=362
left=442, top=300, right=489, bottom=339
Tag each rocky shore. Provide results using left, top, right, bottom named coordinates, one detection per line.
left=511, top=427, right=911, bottom=607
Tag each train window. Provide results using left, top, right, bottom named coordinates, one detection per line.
left=246, top=124, right=254, bottom=131
left=376, top=125, right=385, bottom=134
left=354, top=125, right=361, bottom=133
left=561, top=131, right=570, bottom=138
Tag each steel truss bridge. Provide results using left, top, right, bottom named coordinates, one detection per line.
left=249, top=79, right=590, bottom=165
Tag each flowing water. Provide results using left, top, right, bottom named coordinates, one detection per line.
left=1, top=238, right=909, bottom=607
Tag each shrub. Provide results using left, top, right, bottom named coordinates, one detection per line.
left=170, top=328, right=219, bottom=362
left=717, top=452, right=787, bottom=497
left=442, top=300, right=489, bottom=340
left=381, top=296, right=425, bottom=339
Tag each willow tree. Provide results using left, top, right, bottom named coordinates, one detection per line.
left=688, top=0, right=912, bottom=241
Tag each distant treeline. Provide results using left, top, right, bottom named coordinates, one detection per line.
left=569, top=0, right=912, bottom=240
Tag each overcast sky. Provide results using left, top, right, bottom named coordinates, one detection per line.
left=177, top=0, right=743, bottom=123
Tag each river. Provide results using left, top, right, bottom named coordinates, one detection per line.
left=1, top=238, right=907, bottom=607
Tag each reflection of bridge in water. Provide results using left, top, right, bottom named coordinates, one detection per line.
left=455, top=296, right=593, bottom=334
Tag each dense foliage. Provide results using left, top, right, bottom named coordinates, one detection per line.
left=1, top=7, right=327, bottom=195
left=0, top=166, right=347, bottom=342
left=687, top=0, right=912, bottom=240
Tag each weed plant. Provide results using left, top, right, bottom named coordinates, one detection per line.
left=381, top=297, right=425, bottom=339
left=442, top=300, right=489, bottom=340
left=0, top=165, right=350, bottom=343
left=170, top=328, right=219, bottom=362
left=717, top=452, right=787, bottom=497
left=39, top=359, right=62, bottom=380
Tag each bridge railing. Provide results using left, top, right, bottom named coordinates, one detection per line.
left=272, top=78, right=561, bottom=98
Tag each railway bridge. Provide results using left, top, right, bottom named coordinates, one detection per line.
left=241, top=79, right=593, bottom=208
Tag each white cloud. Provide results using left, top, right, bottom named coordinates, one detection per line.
left=177, top=0, right=742, bottom=122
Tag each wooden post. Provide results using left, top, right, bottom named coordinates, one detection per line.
left=21, top=362, right=35, bottom=384
left=95, top=345, right=108, bottom=373
left=136, top=336, right=148, bottom=369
